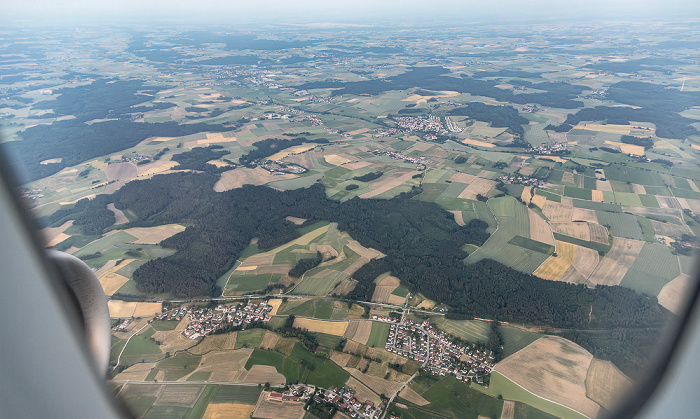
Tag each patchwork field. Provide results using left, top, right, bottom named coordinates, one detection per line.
left=494, top=336, right=600, bottom=419
left=587, top=238, right=645, bottom=286
left=214, top=167, right=297, bottom=191
left=345, top=320, right=373, bottom=345
left=534, top=240, right=577, bottom=281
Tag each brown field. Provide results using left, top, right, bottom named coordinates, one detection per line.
left=244, top=365, right=286, bottom=386
left=588, top=223, right=609, bottom=243
left=122, top=224, right=186, bottom=244
left=346, top=240, right=385, bottom=260
left=293, top=318, right=348, bottom=336
left=343, top=257, right=372, bottom=276
left=398, top=386, right=429, bottom=406
left=585, top=359, right=634, bottom=412
left=461, top=138, right=496, bottom=148
left=346, top=377, right=382, bottom=405
left=372, top=275, right=401, bottom=303
left=274, top=337, right=298, bottom=356
left=658, top=273, right=695, bottom=315
left=631, top=183, right=647, bottom=194
left=596, top=180, right=613, bottom=191
left=551, top=222, right=590, bottom=241
left=347, top=320, right=372, bottom=344
left=331, top=278, right=358, bottom=296
left=285, top=216, right=306, bottom=225
left=132, top=302, right=163, bottom=318
left=42, top=220, right=74, bottom=247
left=416, top=297, right=436, bottom=309
left=495, top=336, right=600, bottom=419
left=108, top=300, right=138, bottom=318
left=343, top=321, right=359, bottom=340
left=501, top=401, right=515, bottom=419
left=99, top=272, right=131, bottom=296
left=268, top=144, right=318, bottom=161
left=572, top=246, right=600, bottom=279
left=450, top=173, right=477, bottom=184
left=344, top=368, right=404, bottom=396
left=195, top=349, right=252, bottom=382
left=267, top=299, right=283, bottom=315
left=113, top=362, right=157, bottom=381
left=189, top=333, right=238, bottom=355
left=388, top=295, right=406, bottom=305
left=561, top=172, right=575, bottom=185
left=330, top=350, right=353, bottom=367
left=572, top=208, right=598, bottom=223
left=651, top=219, right=692, bottom=237
left=458, top=178, right=498, bottom=200
left=534, top=241, right=576, bottom=281
left=203, top=403, right=255, bottom=419
left=657, top=196, right=682, bottom=209
left=105, top=162, right=138, bottom=182
left=153, top=318, right=200, bottom=354
left=154, top=385, right=205, bottom=407
left=529, top=209, right=554, bottom=245
left=450, top=210, right=466, bottom=226
left=252, top=392, right=305, bottom=419
left=588, top=238, right=645, bottom=286
left=240, top=253, right=275, bottom=267
left=324, top=154, right=352, bottom=166
left=138, top=160, right=178, bottom=176
left=542, top=201, right=573, bottom=223
left=359, top=171, right=421, bottom=199
left=107, top=203, right=129, bottom=225
left=214, top=167, right=297, bottom=192
left=260, top=330, right=280, bottom=350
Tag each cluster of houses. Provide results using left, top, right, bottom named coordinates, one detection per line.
left=268, top=383, right=385, bottom=418
left=385, top=320, right=495, bottom=385
left=527, top=142, right=567, bottom=155
left=303, top=115, right=324, bottom=126
left=374, top=128, right=402, bottom=138
left=182, top=301, right=273, bottom=339
left=443, top=116, right=464, bottom=133
left=112, top=318, right=132, bottom=332
left=629, top=153, right=651, bottom=162
left=392, top=115, right=448, bottom=135
left=279, top=105, right=304, bottom=114
left=260, top=161, right=308, bottom=175
left=154, top=306, right=189, bottom=321
left=498, top=174, right=544, bottom=188
left=368, top=149, right=427, bottom=166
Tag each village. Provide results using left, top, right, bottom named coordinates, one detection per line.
left=384, top=318, right=495, bottom=386
left=368, top=148, right=427, bottom=167
left=392, top=115, right=449, bottom=135
left=260, top=160, right=308, bottom=175
left=266, top=383, right=385, bottom=418
left=527, top=142, right=567, bottom=155
left=498, top=173, right=545, bottom=188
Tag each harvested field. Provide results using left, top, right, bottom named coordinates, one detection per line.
left=450, top=173, right=477, bottom=184
left=462, top=138, right=496, bottom=148
left=113, top=362, right=157, bottom=381
left=572, top=208, right=598, bottom=223
left=521, top=187, right=533, bottom=204
left=285, top=216, right=306, bottom=225
left=346, top=377, right=382, bottom=406
left=293, top=318, right=348, bottom=336
left=501, top=401, right=515, bottom=419
left=585, top=359, right=633, bottom=412
left=108, top=203, right=129, bottom=225
left=416, top=298, right=436, bottom=309
left=154, top=384, right=204, bottom=407
left=133, top=302, right=163, bottom=318
left=588, top=223, right=609, bottom=243
left=591, top=190, right=604, bottom=201
left=244, top=365, right=286, bottom=386
left=597, top=180, right=613, bottom=191
left=388, top=294, right=406, bottom=305
left=122, top=224, right=186, bottom=244
left=531, top=194, right=547, bottom=208
left=203, top=403, right=255, bottom=419
left=252, top=391, right=305, bottom=419
left=184, top=133, right=237, bottom=148
left=359, top=171, right=421, bottom=199
left=651, top=219, right=692, bottom=237
left=189, top=333, right=238, bottom=355
left=551, top=222, right=590, bottom=241
left=542, top=201, right=573, bottom=222
left=268, top=144, right=317, bottom=161
left=206, top=160, right=233, bottom=168
left=657, top=196, right=682, bottom=209
left=534, top=241, right=576, bottom=281
left=105, top=162, right=137, bottom=182
left=658, top=273, right=695, bottom=314
left=214, top=167, right=297, bottom=192
left=346, top=240, right=385, bottom=260
left=331, top=278, right=357, bottom=296
left=138, top=160, right=178, bottom=176
left=458, top=177, right=498, bottom=200
left=342, top=161, right=373, bottom=170
left=99, top=272, right=131, bottom=296
left=41, top=220, right=74, bottom=246
left=372, top=275, right=401, bottom=303
left=194, top=349, right=252, bottom=382
left=450, top=210, right=465, bottom=226
left=398, top=386, right=429, bottom=406
left=108, top=300, right=138, bottom=318
left=605, top=140, right=645, bottom=155
left=562, top=172, right=575, bottom=185
left=528, top=209, right=554, bottom=245
left=574, top=123, right=631, bottom=135
left=267, top=299, right=283, bottom=315
left=330, top=350, right=353, bottom=367
left=344, top=368, right=404, bottom=396
left=588, top=238, right=645, bottom=286
left=260, top=331, right=280, bottom=350
left=325, top=154, right=352, bottom=166
left=494, top=336, right=600, bottom=419
left=346, top=320, right=373, bottom=344
left=153, top=317, right=200, bottom=354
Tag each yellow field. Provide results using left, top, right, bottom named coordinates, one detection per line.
left=184, top=133, right=237, bottom=148
left=531, top=194, right=547, bottom=208
left=123, top=224, right=186, bottom=244
left=691, top=144, right=700, bottom=151
left=458, top=177, right=497, bottom=200
left=521, top=187, right=533, bottom=204
left=402, top=91, right=459, bottom=104
left=461, top=138, right=496, bottom=148
left=605, top=140, right=645, bottom=155
left=398, top=386, right=429, bottom=406
left=99, top=272, right=131, bottom=296
left=107, top=301, right=162, bottom=318
left=346, top=320, right=372, bottom=344
left=359, top=171, right=421, bottom=199
left=203, top=403, right=255, bottom=419
left=244, top=365, right=286, bottom=386
left=658, top=273, right=694, bottom=314
left=194, top=349, right=252, bottom=382
left=585, top=359, right=633, bottom=412
left=214, top=167, right=298, bottom=191
left=588, top=238, right=645, bottom=286
left=293, top=318, right=348, bottom=336
left=268, top=144, right=318, bottom=161
left=267, top=298, right=283, bottom=315
left=536, top=156, right=567, bottom=163
left=416, top=298, right=436, bottom=309
left=188, top=333, right=238, bottom=355
left=236, top=265, right=258, bottom=271
left=575, top=123, right=631, bottom=135
left=138, top=161, right=178, bottom=176
left=534, top=241, right=576, bottom=281
left=207, top=160, right=232, bottom=168
left=133, top=302, right=163, bottom=317
left=40, top=158, right=63, bottom=164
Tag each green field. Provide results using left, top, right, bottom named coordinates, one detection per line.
left=472, top=372, right=588, bottom=419
left=244, top=343, right=349, bottom=388
left=572, top=199, right=621, bottom=213
left=553, top=233, right=611, bottom=253
left=234, top=328, right=267, bottom=349
left=604, top=166, right=664, bottom=186
left=637, top=216, right=656, bottom=242
left=402, top=375, right=504, bottom=419
left=508, top=235, right=555, bottom=254
left=535, top=189, right=562, bottom=202
left=184, top=385, right=216, bottom=419
left=564, top=186, right=592, bottom=200
left=620, top=243, right=681, bottom=296
left=596, top=211, right=644, bottom=240
left=279, top=298, right=335, bottom=319
left=366, top=321, right=391, bottom=347
left=150, top=320, right=179, bottom=331
left=209, top=385, right=262, bottom=404
left=639, top=194, right=660, bottom=208
left=120, top=328, right=163, bottom=364
left=439, top=319, right=490, bottom=343
left=292, top=269, right=349, bottom=296
left=186, top=371, right=212, bottom=381
left=498, top=326, right=541, bottom=358
left=225, top=273, right=279, bottom=294
left=154, top=352, right=202, bottom=381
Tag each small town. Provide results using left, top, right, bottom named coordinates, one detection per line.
left=392, top=115, right=448, bottom=135
left=260, top=160, right=308, bottom=174
left=368, top=148, right=427, bottom=165
left=498, top=174, right=545, bottom=188
left=171, top=301, right=274, bottom=339
left=527, top=142, right=567, bottom=155
left=385, top=319, right=495, bottom=385
left=269, top=383, right=385, bottom=418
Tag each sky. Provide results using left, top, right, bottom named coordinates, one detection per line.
left=4, top=0, right=700, bottom=25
